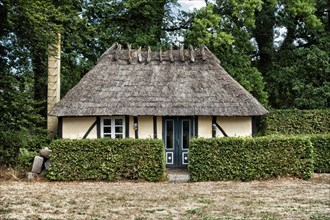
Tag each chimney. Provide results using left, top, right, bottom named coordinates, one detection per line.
left=47, top=33, right=61, bottom=137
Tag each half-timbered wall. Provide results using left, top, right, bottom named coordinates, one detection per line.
left=216, top=117, right=252, bottom=137
left=62, top=117, right=97, bottom=139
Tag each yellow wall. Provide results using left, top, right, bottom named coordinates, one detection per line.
left=198, top=116, right=212, bottom=138
left=138, top=116, right=154, bottom=138
left=61, top=116, right=252, bottom=139
left=157, top=116, right=162, bottom=139
left=216, top=117, right=252, bottom=137
left=129, top=116, right=135, bottom=138
left=62, top=117, right=97, bottom=139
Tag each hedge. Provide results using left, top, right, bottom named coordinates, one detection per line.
left=260, top=109, right=330, bottom=135
left=189, top=136, right=314, bottom=181
left=46, top=138, right=165, bottom=181
left=310, top=134, right=330, bottom=173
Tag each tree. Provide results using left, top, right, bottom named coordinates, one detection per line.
left=256, top=0, right=329, bottom=109
left=184, top=3, right=268, bottom=105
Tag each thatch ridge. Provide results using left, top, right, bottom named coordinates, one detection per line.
left=51, top=43, right=268, bottom=117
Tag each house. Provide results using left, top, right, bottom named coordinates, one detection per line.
left=49, top=43, right=268, bottom=168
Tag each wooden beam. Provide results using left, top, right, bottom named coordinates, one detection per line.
left=83, top=120, right=97, bottom=139
left=134, top=116, right=138, bottom=139
left=125, top=115, right=129, bottom=138
left=194, top=116, right=198, bottom=137
left=96, top=116, right=101, bottom=138
left=212, top=116, right=216, bottom=137
left=153, top=116, right=157, bottom=139
left=57, top=117, right=63, bottom=138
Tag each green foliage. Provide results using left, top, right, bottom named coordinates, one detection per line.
left=260, top=109, right=330, bottom=135
left=310, top=134, right=330, bottom=173
left=189, top=136, right=314, bottom=181
left=254, top=0, right=328, bottom=109
left=184, top=3, right=268, bottom=106
left=17, top=148, right=37, bottom=171
left=47, top=138, right=165, bottom=181
left=0, top=129, right=49, bottom=166
left=266, top=46, right=330, bottom=109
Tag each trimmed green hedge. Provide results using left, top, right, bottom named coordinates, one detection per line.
left=189, top=136, right=314, bottom=181
left=260, top=109, right=330, bottom=135
left=47, top=138, right=165, bottom=181
left=310, top=134, right=330, bottom=173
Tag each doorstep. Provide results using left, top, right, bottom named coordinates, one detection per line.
left=166, top=168, right=190, bottom=183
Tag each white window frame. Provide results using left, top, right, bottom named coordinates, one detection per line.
left=101, top=117, right=125, bottom=139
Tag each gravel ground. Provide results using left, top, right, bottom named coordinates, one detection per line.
left=0, top=174, right=329, bottom=220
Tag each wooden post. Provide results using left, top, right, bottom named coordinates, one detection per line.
left=115, top=43, right=121, bottom=61
left=189, top=45, right=195, bottom=63
left=137, top=47, right=142, bottom=62
left=169, top=45, right=174, bottom=62
left=147, top=46, right=151, bottom=63
left=179, top=44, right=185, bottom=62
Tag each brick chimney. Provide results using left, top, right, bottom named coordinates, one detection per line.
left=47, top=33, right=61, bottom=137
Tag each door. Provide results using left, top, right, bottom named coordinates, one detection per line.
left=163, top=117, right=194, bottom=168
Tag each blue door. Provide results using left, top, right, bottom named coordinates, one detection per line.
left=163, top=117, right=194, bottom=168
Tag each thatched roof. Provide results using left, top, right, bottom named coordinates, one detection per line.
left=51, top=43, right=268, bottom=117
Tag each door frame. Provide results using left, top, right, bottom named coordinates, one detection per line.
left=162, top=116, right=195, bottom=168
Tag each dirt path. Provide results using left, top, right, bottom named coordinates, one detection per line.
left=1, top=174, right=329, bottom=220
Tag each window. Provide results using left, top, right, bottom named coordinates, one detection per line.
left=101, top=117, right=125, bottom=139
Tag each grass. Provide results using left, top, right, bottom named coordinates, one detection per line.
left=0, top=174, right=329, bottom=219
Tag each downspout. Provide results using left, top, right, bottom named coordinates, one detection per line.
left=47, top=33, right=61, bottom=137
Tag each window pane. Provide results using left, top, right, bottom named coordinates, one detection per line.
left=166, top=120, right=174, bottom=149
left=104, top=134, right=111, bottom=138
left=115, top=134, right=123, bottom=139
left=182, top=120, right=190, bottom=149
left=115, top=119, right=123, bottom=125
left=103, top=127, right=111, bottom=133
left=103, top=119, right=111, bottom=125
left=115, top=127, right=123, bottom=133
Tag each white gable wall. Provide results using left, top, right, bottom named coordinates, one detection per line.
left=60, top=116, right=252, bottom=139
left=138, top=116, right=154, bottom=138
left=216, top=116, right=252, bottom=137
left=198, top=116, right=212, bottom=138
left=62, top=117, right=97, bottom=139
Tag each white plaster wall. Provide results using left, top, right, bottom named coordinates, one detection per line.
left=198, top=116, right=212, bottom=138
left=129, top=116, right=135, bottom=138
left=62, top=117, right=97, bottom=139
left=216, top=117, right=252, bottom=137
left=138, top=116, right=154, bottom=138
left=157, top=116, right=162, bottom=139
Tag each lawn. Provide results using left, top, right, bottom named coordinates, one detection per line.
left=0, top=174, right=329, bottom=220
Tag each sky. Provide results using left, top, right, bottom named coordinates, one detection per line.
left=178, top=0, right=206, bottom=12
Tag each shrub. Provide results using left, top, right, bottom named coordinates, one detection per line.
left=310, top=134, right=330, bottom=173
left=260, top=109, right=330, bottom=135
left=47, top=138, right=165, bottom=181
left=189, top=136, right=314, bottom=181
left=17, top=148, right=37, bottom=171
left=0, top=129, right=49, bottom=166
